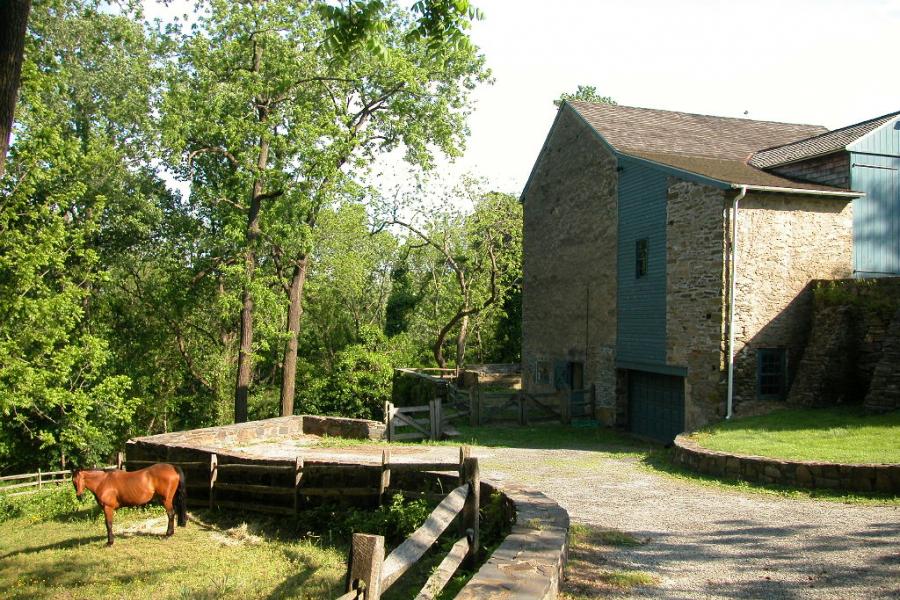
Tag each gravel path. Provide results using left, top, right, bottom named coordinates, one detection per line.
left=233, top=438, right=899, bottom=598
left=477, top=446, right=900, bottom=600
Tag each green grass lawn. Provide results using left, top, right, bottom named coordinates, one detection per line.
left=0, top=495, right=346, bottom=600
left=688, top=406, right=900, bottom=464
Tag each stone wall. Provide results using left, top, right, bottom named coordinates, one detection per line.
left=866, top=307, right=900, bottom=413
left=129, top=415, right=385, bottom=450
left=674, top=435, right=900, bottom=493
left=785, top=279, right=900, bottom=410
left=768, top=151, right=850, bottom=189
left=730, top=192, right=853, bottom=408
left=665, top=179, right=728, bottom=429
left=521, top=105, right=618, bottom=419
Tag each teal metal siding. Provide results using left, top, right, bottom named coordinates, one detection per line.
left=616, top=157, right=668, bottom=364
left=851, top=152, right=900, bottom=276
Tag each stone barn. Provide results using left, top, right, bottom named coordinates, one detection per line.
left=521, top=101, right=899, bottom=442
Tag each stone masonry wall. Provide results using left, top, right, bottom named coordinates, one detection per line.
left=865, top=307, right=900, bottom=413
left=521, top=106, right=618, bottom=419
left=731, top=193, right=853, bottom=408
left=674, top=435, right=900, bottom=493
left=769, top=151, right=851, bottom=189
left=666, top=179, right=728, bottom=430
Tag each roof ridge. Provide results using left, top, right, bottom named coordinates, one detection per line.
left=567, top=100, right=827, bottom=130
left=753, top=109, right=900, bottom=154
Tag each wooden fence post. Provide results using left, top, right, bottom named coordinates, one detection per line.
left=209, top=453, right=218, bottom=510
left=347, top=532, right=385, bottom=600
left=385, top=402, right=395, bottom=442
left=435, top=399, right=442, bottom=440
left=457, top=446, right=470, bottom=486
left=518, top=393, right=527, bottom=426
left=379, top=449, right=391, bottom=506
left=461, top=457, right=480, bottom=569
left=37, top=469, right=42, bottom=490
left=116, top=452, right=124, bottom=470
left=560, top=391, right=571, bottom=425
left=293, top=457, right=303, bottom=514
left=428, top=399, right=436, bottom=441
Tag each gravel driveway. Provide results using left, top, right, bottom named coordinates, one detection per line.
left=477, top=446, right=900, bottom=600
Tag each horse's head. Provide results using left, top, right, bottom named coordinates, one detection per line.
left=71, top=469, right=85, bottom=498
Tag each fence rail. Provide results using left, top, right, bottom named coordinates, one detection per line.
left=343, top=448, right=479, bottom=600
left=0, top=465, right=115, bottom=497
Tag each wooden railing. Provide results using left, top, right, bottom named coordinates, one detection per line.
left=0, top=462, right=117, bottom=497
left=339, top=450, right=480, bottom=600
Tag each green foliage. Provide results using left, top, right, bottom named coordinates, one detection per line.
left=554, top=84, right=617, bottom=107
left=0, top=485, right=88, bottom=524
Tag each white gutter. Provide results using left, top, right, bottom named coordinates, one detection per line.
left=725, top=185, right=747, bottom=420
left=729, top=183, right=863, bottom=198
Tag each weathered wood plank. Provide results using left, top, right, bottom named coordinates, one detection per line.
left=300, top=487, right=379, bottom=497
left=347, top=533, right=384, bottom=600
left=380, top=483, right=469, bottom=592
left=211, top=499, right=294, bottom=515
left=125, top=460, right=207, bottom=467
left=385, top=462, right=459, bottom=473
left=414, top=535, right=469, bottom=600
left=213, top=482, right=294, bottom=495
left=215, top=463, right=295, bottom=472
left=334, top=590, right=361, bottom=600
left=395, top=404, right=431, bottom=413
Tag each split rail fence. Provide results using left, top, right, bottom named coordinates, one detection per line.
left=338, top=449, right=480, bottom=600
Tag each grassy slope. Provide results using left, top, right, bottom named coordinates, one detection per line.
left=689, top=406, right=900, bottom=464
left=0, top=495, right=345, bottom=600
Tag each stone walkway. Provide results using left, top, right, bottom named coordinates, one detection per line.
left=232, top=438, right=899, bottom=599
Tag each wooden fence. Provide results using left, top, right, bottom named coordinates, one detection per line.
left=339, top=449, right=480, bottom=600
left=0, top=460, right=118, bottom=497
left=475, top=386, right=596, bottom=426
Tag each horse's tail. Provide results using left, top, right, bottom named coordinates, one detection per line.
left=174, top=465, right=187, bottom=527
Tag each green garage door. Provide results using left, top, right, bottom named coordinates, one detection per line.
left=628, top=371, right=685, bottom=443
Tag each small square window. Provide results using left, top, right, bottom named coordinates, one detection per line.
left=757, top=348, right=787, bottom=400
left=635, top=238, right=649, bottom=278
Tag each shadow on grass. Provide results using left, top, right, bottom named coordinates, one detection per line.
left=641, top=447, right=900, bottom=505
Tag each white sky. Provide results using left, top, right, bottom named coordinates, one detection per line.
left=145, top=0, right=900, bottom=199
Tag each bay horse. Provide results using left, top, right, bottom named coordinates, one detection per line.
left=73, top=463, right=187, bottom=546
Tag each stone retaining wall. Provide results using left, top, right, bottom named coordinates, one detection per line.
left=125, top=416, right=569, bottom=599
left=129, top=415, right=385, bottom=449
left=674, top=435, right=900, bottom=494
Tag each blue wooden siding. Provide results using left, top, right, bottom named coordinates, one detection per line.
left=616, top=157, right=668, bottom=364
left=851, top=154, right=900, bottom=276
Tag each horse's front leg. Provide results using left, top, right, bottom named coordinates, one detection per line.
left=165, top=506, right=175, bottom=537
left=103, top=506, right=115, bottom=546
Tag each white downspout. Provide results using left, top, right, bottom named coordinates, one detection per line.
left=726, top=185, right=747, bottom=420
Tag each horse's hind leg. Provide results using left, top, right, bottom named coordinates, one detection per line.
left=103, top=506, right=115, bottom=546
left=164, top=498, right=175, bottom=537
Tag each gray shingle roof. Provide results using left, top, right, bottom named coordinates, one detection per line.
left=568, top=101, right=827, bottom=161
left=749, top=110, right=900, bottom=168
left=567, top=101, right=859, bottom=194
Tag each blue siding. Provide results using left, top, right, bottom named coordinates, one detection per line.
left=851, top=149, right=900, bottom=277
left=849, top=118, right=900, bottom=156
left=616, top=157, right=668, bottom=364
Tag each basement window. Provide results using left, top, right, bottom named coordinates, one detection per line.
left=635, top=238, right=649, bottom=278
left=757, top=348, right=787, bottom=400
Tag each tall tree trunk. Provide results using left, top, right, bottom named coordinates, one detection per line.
left=234, top=127, right=269, bottom=422
left=455, top=313, right=469, bottom=367
left=280, top=255, right=308, bottom=416
left=0, top=0, right=31, bottom=179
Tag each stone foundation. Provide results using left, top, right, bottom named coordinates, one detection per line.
left=674, top=435, right=900, bottom=493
